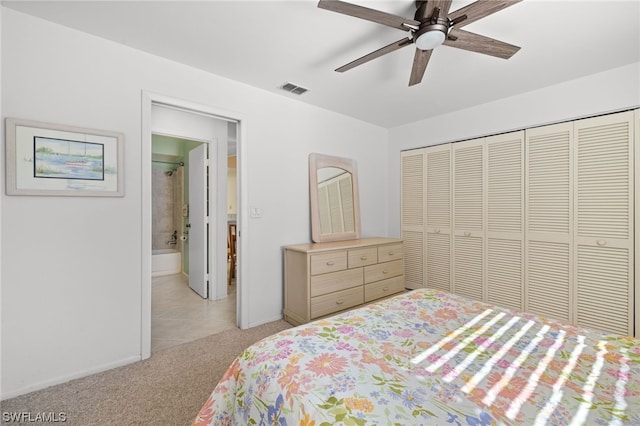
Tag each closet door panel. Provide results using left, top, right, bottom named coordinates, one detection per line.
left=527, top=240, right=571, bottom=322
left=485, top=132, right=524, bottom=311
left=401, top=150, right=426, bottom=289
left=525, top=122, right=573, bottom=322
left=576, top=245, right=630, bottom=334
left=453, top=235, right=483, bottom=300
left=425, top=144, right=452, bottom=291
left=402, top=231, right=424, bottom=289
left=427, top=233, right=451, bottom=291
left=487, top=238, right=523, bottom=310
left=402, top=151, right=425, bottom=230
left=453, top=142, right=484, bottom=231
left=452, top=140, right=484, bottom=298
left=574, top=111, right=634, bottom=335
left=426, top=146, right=452, bottom=230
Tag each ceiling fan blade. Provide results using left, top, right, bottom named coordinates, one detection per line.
left=409, top=49, right=433, bottom=86
left=336, top=38, right=413, bottom=72
left=448, top=0, right=522, bottom=29
left=318, top=0, right=420, bottom=31
left=417, top=0, right=453, bottom=20
left=444, top=29, right=520, bottom=59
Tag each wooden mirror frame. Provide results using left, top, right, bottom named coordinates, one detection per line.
left=309, top=153, right=361, bottom=243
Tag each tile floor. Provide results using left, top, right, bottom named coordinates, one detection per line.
left=151, top=274, right=237, bottom=352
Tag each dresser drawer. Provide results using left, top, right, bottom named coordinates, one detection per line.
left=348, top=247, right=377, bottom=268
left=364, top=276, right=405, bottom=302
left=311, top=286, right=363, bottom=318
left=364, top=259, right=404, bottom=284
left=311, top=251, right=347, bottom=275
left=311, top=268, right=363, bottom=297
left=378, top=243, right=404, bottom=263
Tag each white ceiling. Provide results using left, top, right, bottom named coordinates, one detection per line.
left=3, top=0, right=639, bottom=128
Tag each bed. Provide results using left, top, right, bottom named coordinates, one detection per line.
left=193, top=289, right=640, bottom=425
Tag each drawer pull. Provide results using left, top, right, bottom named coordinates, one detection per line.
left=597, top=239, right=607, bottom=246
left=326, top=261, right=335, bottom=266
left=360, top=256, right=367, bottom=260
left=336, top=300, right=344, bottom=305
left=382, top=287, right=389, bottom=292
left=388, top=252, right=394, bottom=256
left=464, top=232, right=471, bottom=237
left=382, top=270, right=389, bottom=274
left=435, top=228, right=441, bottom=233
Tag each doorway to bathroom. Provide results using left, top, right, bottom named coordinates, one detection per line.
left=141, top=94, right=242, bottom=357
left=151, top=136, right=211, bottom=296
left=149, top=132, right=237, bottom=352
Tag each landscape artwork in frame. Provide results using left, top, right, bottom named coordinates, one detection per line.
left=5, top=118, right=124, bottom=196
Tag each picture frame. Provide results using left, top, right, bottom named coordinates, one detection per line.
left=5, top=118, right=124, bottom=197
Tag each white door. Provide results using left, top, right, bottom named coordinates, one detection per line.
left=189, top=143, right=208, bottom=298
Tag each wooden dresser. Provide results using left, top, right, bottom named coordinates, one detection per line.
left=283, top=237, right=405, bottom=326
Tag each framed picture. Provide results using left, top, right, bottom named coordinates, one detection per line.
left=5, top=118, right=124, bottom=196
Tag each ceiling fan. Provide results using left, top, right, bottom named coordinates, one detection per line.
left=318, top=0, right=522, bottom=86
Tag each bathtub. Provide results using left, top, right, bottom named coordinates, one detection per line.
left=152, top=249, right=181, bottom=277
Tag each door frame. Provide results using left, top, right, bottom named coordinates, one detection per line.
left=141, top=91, right=248, bottom=359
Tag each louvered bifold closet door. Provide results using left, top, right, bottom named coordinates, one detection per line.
left=525, top=122, right=573, bottom=322
left=339, top=174, right=355, bottom=232
left=453, top=140, right=484, bottom=300
left=327, top=180, right=345, bottom=233
left=425, top=144, right=452, bottom=292
left=401, top=149, right=427, bottom=289
left=485, top=132, right=524, bottom=311
left=573, top=111, right=634, bottom=336
left=317, top=185, right=332, bottom=234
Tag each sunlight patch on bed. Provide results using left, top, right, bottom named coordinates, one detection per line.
left=506, top=329, right=566, bottom=420
left=410, top=309, right=493, bottom=365
left=443, top=315, right=521, bottom=384
left=424, top=312, right=506, bottom=374
left=409, top=305, right=632, bottom=424
left=481, top=323, right=547, bottom=406
left=569, top=341, right=607, bottom=425
left=610, top=347, right=630, bottom=426
left=533, top=335, right=586, bottom=426
left=459, top=318, right=532, bottom=394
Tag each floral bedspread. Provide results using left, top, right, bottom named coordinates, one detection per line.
left=193, top=289, right=640, bottom=425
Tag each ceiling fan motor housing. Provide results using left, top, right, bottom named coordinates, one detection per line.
left=414, top=17, right=449, bottom=51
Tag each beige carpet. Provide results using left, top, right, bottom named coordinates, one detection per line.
left=0, top=320, right=292, bottom=425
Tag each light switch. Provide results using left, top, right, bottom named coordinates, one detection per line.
left=250, top=206, right=263, bottom=218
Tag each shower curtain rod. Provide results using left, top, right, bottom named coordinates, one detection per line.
left=152, top=160, right=184, bottom=166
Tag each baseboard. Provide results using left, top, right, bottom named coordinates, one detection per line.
left=244, top=313, right=284, bottom=330
left=0, top=355, right=140, bottom=401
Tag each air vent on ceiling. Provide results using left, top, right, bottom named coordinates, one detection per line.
left=280, top=82, right=309, bottom=95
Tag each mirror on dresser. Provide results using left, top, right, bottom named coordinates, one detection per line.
left=309, top=153, right=361, bottom=243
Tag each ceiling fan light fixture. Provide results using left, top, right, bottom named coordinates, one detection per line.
left=415, top=27, right=446, bottom=50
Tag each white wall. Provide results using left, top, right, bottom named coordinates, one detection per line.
left=0, top=4, right=4, bottom=395
left=387, top=61, right=640, bottom=237
left=0, top=8, right=388, bottom=398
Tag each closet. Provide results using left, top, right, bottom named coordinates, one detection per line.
left=401, top=110, right=637, bottom=336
